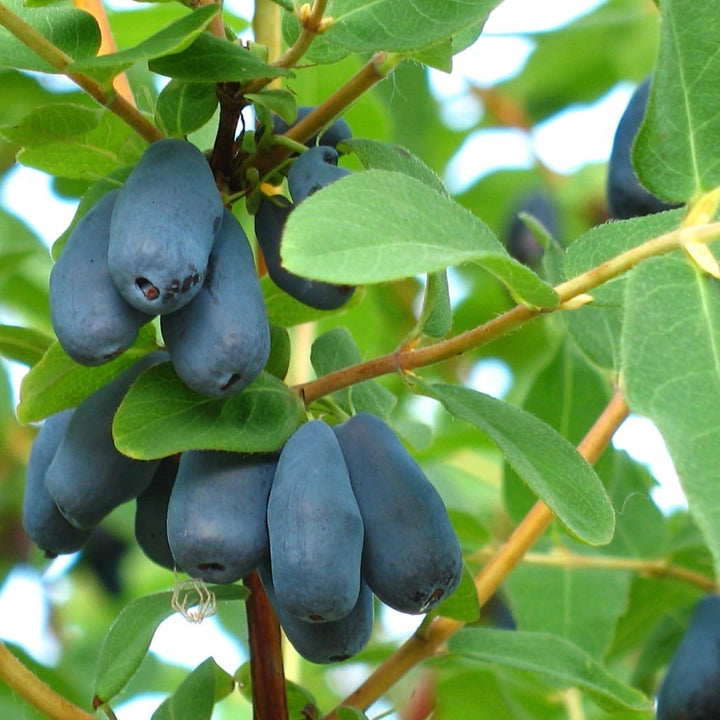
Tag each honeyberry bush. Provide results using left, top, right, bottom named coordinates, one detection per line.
left=0, top=0, right=719, bottom=718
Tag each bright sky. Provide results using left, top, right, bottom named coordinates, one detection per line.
left=0, top=2, right=685, bottom=718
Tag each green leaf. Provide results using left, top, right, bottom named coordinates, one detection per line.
left=245, top=88, right=297, bottom=124
left=415, top=271, right=452, bottom=338
left=265, top=324, right=291, bottom=381
left=17, top=325, right=160, bottom=424
left=94, top=585, right=246, bottom=703
left=635, top=0, right=720, bottom=201
left=563, top=209, right=684, bottom=369
left=1, top=104, right=148, bottom=179
left=155, top=80, right=218, bottom=138
left=112, top=364, right=304, bottom=459
left=415, top=380, right=615, bottom=546
left=432, top=564, right=480, bottom=623
left=316, top=0, right=499, bottom=55
left=450, top=628, right=651, bottom=712
left=151, top=658, right=234, bottom=720
left=0, top=0, right=101, bottom=73
left=309, top=327, right=396, bottom=419
left=67, top=5, right=221, bottom=85
left=622, top=252, right=720, bottom=577
left=503, top=340, right=614, bottom=523
left=262, top=275, right=365, bottom=327
left=342, top=138, right=448, bottom=194
left=149, top=31, right=291, bottom=83
left=281, top=170, right=558, bottom=308
left=505, top=563, right=632, bottom=658
left=0, top=325, right=53, bottom=366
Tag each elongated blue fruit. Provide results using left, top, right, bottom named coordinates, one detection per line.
left=108, top=139, right=223, bottom=314
left=287, top=146, right=351, bottom=204
left=254, top=197, right=355, bottom=310
left=607, top=78, right=680, bottom=219
left=50, top=190, right=152, bottom=366
left=267, top=420, right=363, bottom=622
left=272, top=107, right=352, bottom=150
left=657, top=595, right=720, bottom=719
left=166, top=450, right=276, bottom=584
left=44, top=353, right=165, bottom=528
left=134, top=454, right=179, bottom=570
left=22, top=409, right=91, bottom=556
left=334, top=412, right=463, bottom=615
left=161, top=209, right=270, bottom=397
left=259, top=563, right=373, bottom=664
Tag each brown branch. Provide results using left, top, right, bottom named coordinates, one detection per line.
left=243, top=571, right=289, bottom=720
left=0, top=641, right=95, bottom=720
left=324, top=391, right=630, bottom=718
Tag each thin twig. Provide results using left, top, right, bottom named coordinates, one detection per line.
left=0, top=2, right=162, bottom=143
left=296, top=220, right=720, bottom=405
left=0, top=641, right=95, bottom=720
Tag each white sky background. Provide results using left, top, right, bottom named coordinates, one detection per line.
left=0, top=1, right=686, bottom=717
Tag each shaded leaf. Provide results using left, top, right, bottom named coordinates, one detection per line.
left=68, top=5, right=221, bottom=85
left=94, top=585, right=246, bottom=703
left=451, top=628, right=651, bottom=712
left=309, top=327, right=396, bottom=419
left=0, top=324, right=53, bottom=366
left=113, top=364, right=304, bottom=459
left=149, top=32, right=290, bottom=83
left=151, top=658, right=234, bottom=720
left=17, top=325, right=160, bottom=424
left=1, top=104, right=147, bottom=179
left=155, top=80, right=218, bottom=138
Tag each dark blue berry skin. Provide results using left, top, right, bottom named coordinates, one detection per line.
left=22, top=409, right=92, bottom=557
left=166, top=450, right=277, bottom=585
left=267, top=420, right=363, bottom=623
left=287, top=146, right=351, bottom=204
left=50, top=190, right=152, bottom=366
left=334, top=412, right=463, bottom=615
left=272, top=107, right=352, bottom=151
left=108, top=139, right=223, bottom=314
left=134, top=454, right=179, bottom=571
left=254, top=197, right=355, bottom=310
left=657, top=595, right=720, bottom=720
left=44, top=353, right=166, bottom=529
left=259, top=563, right=374, bottom=664
left=607, top=78, right=680, bottom=219
left=161, top=209, right=270, bottom=398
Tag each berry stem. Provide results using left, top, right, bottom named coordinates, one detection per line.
left=0, top=641, right=96, bottom=720
left=323, top=391, right=629, bottom=717
left=243, top=571, right=289, bottom=720
left=0, top=2, right=163, bottom=143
